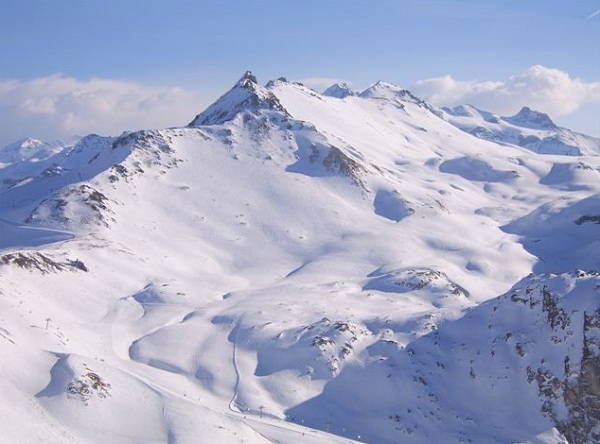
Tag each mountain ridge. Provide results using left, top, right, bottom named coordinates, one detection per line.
left=441, top=103, right=599, bottom=156
left=1, top=71, right=599, bottom=444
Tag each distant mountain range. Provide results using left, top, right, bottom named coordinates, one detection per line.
left=1, top=71, right=599, bottom=444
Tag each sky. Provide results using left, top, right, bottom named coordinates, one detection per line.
left=1, top=0, right=599, bottom=146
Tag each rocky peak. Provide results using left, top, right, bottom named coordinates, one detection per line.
left=237, top=70, right=258, bottom=87
left=188, top=71, right=290, bottom=127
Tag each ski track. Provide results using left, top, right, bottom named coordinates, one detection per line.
left=228, top=315, right=244, bottom=414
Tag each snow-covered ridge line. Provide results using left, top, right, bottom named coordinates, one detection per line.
left=441, top=104, right=600, bottom=156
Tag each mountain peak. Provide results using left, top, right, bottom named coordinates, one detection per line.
left=359, top=80, right=424, bottom=105
left=0, top=136, right=81, bottom=164
left=322, top=83, right=356, bottom=99
left=359, top=80, right=399, bottom=97
left=503, top=106, right=557, bottom=130
left=236, top=70, right=258, bottom=89
left=188, top=72, right=289, bottom=127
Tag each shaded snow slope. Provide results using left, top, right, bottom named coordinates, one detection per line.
left=503, top=194, right=600, bottom=274
left=1, top=73, right=599, bottom=444
left=288, top=271, right=600, bottom=444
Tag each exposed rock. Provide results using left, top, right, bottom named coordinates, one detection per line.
left=67, top=367, right=111, bottom=406
left=322, top=146, right=366, bottom=188
left=575, top=215, right=600, bottom=225
left=557, top=309, right=600, bottom=443
left=1, top=252, right=88, bottom=274
left=365, top=267, right=469, bottom=297
left=26, top=184, right=114, bottom=229
left=514, top=273, right=600, bottom=444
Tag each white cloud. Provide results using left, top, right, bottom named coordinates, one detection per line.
left=411, top=65, right=600, bottom=118
left=0, top=74, right=212, bottom=146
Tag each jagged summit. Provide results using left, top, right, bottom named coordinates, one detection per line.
left=322, top=83, right=356, bottom=99
left=503, top=106, right=557, bottom=130
left=188, top=71, right=289, bottom=127
left=237, top=70, right=258, bottom=87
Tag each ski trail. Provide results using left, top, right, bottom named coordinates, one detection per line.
left=228, top=315, right=244, bottom=413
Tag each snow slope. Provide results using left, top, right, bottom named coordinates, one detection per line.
left=1, top=72, right=599, bottom=444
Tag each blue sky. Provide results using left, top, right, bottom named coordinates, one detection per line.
left=1, top=0, right=599, bottom=144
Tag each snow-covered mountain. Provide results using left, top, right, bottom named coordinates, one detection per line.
left=0, top=136, right=81, bottom=167
left=1, top=72, right=599, bottom=444
left=441, top=104, right=600, bottom=156
left=322, top=83, right=357, bottom=99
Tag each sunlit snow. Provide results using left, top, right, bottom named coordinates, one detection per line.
left=1, top=72, right=599, bottom=444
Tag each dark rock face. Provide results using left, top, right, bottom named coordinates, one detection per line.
left=1, top=252, right=88, bottom=274
left=558, top=309, right=600, bottom=443
left=519, top=274, right=600, bottom=444
left=321, top=146, right=365, bottom=187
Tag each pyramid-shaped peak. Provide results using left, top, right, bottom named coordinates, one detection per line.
left=503, top=106, right=557, bottom=130
left=188, top=72, right=289, bottom=127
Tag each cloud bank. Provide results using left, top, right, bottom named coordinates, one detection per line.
left=411, top=65, right=600, bottom=118
left=0, top=74, right=209, bottom=146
